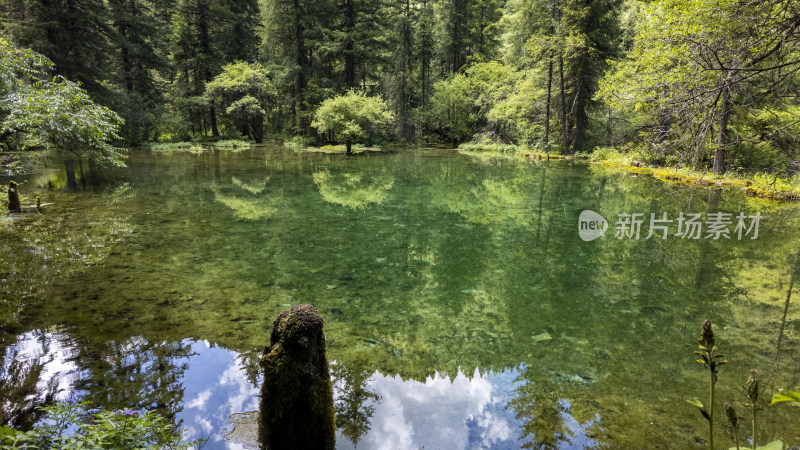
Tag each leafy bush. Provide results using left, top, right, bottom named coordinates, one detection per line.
left=0, top=35, right=125, bottom=169
left=426, top=75, right=476, bottom=146
left=750, top=173, right=800, bottom=195
left=283, top=136, right=311, bottom=151
left=457, top=142, right=521, bottom=154
left=312, top=91, right=394, bottom=153
left=0, top=399, right=204, bottom=449
left=213, top=140, right=250, bottom=151
left=589, top=145, right=654, bottom=166
left=204, top=62, right=275, bottom=143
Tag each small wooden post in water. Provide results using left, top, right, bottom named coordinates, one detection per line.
left=259, top=304, right=335, bottom=450
left=8, top=181, right=21, bottom=213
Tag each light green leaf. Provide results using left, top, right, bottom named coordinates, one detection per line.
left=686, top=399, right=704, bottom=409
left=771, top=391, right=800, bottom=405
left=756, top=440, right=783, bottom=450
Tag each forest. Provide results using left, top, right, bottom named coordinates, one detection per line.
left=0, top=0, right=799, bottom=176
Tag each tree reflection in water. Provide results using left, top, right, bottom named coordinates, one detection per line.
left=0, top=329, right=75, bottom=428
left=331, top=362, right=380, bottom=447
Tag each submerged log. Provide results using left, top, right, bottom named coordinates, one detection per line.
left=259, top=304, right=335, bottom=450
left=8, top=181, right=21, bottom=213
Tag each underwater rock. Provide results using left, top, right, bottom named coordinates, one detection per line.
left=531, top=331, right=552, bottom=342
left=460, top=289, right=484, bottom=294
left=225, top=412, right=259, bottom=449
left=259, top=304, right=335, bottom=450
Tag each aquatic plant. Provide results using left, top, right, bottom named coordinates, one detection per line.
left=771, top=390, right=800, bottom=406
left=747, top=370, right=759, bottom=448
left=726, top=401, right=740, bottom=450
left=688, top=321, right=790, bottom=450
left=0, top=398, right=204, bottom=449
left=691, top=319, right=727, bottom=449
left=457, top=142, right=522, bottom=154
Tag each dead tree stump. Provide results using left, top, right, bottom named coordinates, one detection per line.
left=259, top=304, right=335, bottom=450
left=8, top=181, right=21, bottom=213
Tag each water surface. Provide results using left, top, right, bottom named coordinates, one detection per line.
left=2, top=146, right=799, bottom=448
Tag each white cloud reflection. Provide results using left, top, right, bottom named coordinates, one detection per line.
left=176, top=340, right=259, bottom=449
left=337, top=367, right=524, bottom=450
left=1, top=329, right=81, bottom=403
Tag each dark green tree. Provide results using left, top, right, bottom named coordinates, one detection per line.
left=106, top=0, right=170, bottom=143
left=0, top=0, right=110, bottom=96
left=259, top=0, right=336, bottom=133
left=205, top=62, right=276, bottom=142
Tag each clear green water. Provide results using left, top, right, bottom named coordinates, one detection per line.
left=2, top=146, right=800, bottom=448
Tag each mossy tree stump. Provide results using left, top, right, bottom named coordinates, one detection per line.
left=259, top=304, right=336, bottom=450
left=8, top=181, right=21, bottom=213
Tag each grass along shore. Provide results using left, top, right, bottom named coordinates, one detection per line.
left=457, top=142, right=800, bottom=201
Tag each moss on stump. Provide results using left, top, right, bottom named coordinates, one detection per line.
left=259, top=304, right=336, bottom=450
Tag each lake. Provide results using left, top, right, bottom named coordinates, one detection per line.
left=2, top=145, right=799, bottom=448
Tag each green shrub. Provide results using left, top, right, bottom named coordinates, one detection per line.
left=213, top=140, right=250, bottom=151
left=0, top=399, right=204, bottom=449
left=457, top=142, right=521, bottom=154
left=283, top=136, right=311, bottom=151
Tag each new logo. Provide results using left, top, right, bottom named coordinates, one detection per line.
left=579, top=210, right=608, bottom=241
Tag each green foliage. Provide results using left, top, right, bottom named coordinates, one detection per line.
left=598, top=0, right=800, bottom=173
left=205, top=62, right=276, bottom=143
left=771, top=391, right=800, bottom=406
left=214, top=140, right=250, bottom=150
left=312, top=91, right=394, bottom=153
left=149, top=140, right=249, bottom=154
left=283, top=136, right=311, bottom=151
left=458, top=142, right=521, bottom=154
left=0, top=34, right=125, bottom=171
left=427, top=75, right=476, bottom=146
left=589, top=145, right=654, bottom=166
left=0, top=400, right=203, bottom=449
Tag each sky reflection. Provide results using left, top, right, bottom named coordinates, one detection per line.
left=2, top=333, right=603, bottom=449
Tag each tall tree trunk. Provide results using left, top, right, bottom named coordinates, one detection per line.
left=293, top=0, right=306, bottom=132
left=116, top=9, right=133, bottom=93
left=545, top=58, right=553, bottom=149
left=545, top=0, right=558, bottom=150
left=656, top=86, right=672, bottom=143
left=209, top=101, right=219, bottom=137
left=559, top=54, right=570, bottom=153
left=713, top=76, right=731, bottom=175
left=344, top=0, right=356, bottom=88
left=197, top=3, right=219, bottom=136
left=569, top=55, right=590, bottom=155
